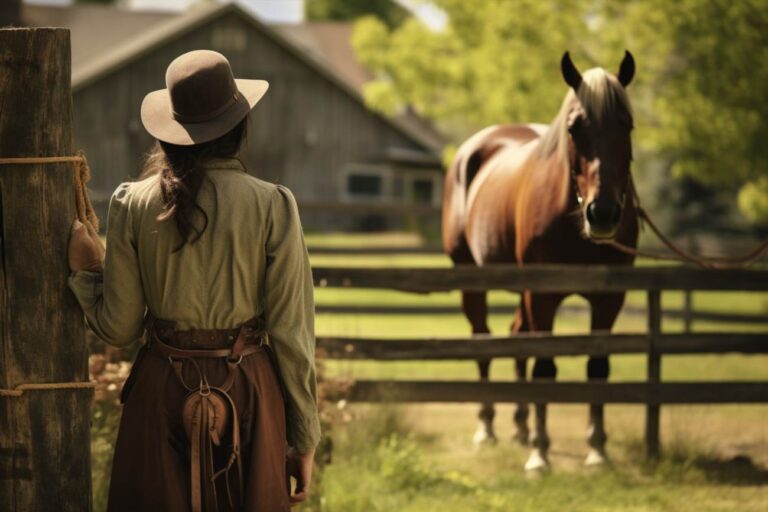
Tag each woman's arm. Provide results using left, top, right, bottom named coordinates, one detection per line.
left=264, top=184, right=321, bottom=454
left=67, top=182, right=147, bottom=347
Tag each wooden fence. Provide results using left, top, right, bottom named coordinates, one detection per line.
left=312, top=265, right=768, bottom=458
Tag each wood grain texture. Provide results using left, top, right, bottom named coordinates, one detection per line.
left=645, top=290, right=662, bottom=459
left=338, top=381, right=768, bottom=404
left=317, top=333, right=768, bottom=360
left=312, top=265, right=768, bottom=292
left=0, top=28, right=92, bottom=512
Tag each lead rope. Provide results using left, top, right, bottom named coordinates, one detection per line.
left=0, top=151, right=98, bottom=398
left=593, top=175, right=768, bottom=269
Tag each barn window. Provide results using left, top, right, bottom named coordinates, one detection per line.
left=412, top=178, right=434, bottom=204
left=347, top=174, right=382, bottom=197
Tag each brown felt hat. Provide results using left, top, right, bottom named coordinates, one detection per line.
left=140, top=50, right=268, bottom=145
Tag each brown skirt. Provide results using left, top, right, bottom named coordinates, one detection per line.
left=106, top=341, right=291, bottom=512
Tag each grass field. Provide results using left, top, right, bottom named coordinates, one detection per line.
left=305, top=232, right=768, bottom=512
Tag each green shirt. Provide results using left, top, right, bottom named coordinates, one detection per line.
left=67, top=157, right=320, bottom=452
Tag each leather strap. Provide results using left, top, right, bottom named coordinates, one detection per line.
left=142, top=314, right=263, bottom=511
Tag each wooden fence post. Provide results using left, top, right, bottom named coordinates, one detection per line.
left=0, top=28, right=93, bottom=511
left=645, top=289, right=662, bottom=459
left=683, top=290, right=693, bottom=333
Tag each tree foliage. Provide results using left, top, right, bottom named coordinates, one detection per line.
left=306, top=0, right=409, bottom=28
left=353, top=0, right=591, bottom=136
left=352, top=0, right=768, bottom=225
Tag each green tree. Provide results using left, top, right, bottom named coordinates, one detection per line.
left=352, top=0, right=768, bottom=226
left=602, top=0, right=768, bottom=225
left=306, top=0, right=409, bottom=28
left=352, top=0, right=593, bottom=138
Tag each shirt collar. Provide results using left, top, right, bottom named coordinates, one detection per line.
left=199, top=157, right=246, bottom=173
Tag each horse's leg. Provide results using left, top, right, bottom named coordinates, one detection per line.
left=524, top=293, right=563, bottom=472
left=510, top=305, right=529, bottom=445
left=462, top=290, right=496, bottom=444
left=584, top=293, right=625, bottom=466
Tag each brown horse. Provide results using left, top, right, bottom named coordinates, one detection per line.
left=442, top=51, right=638, bottom=470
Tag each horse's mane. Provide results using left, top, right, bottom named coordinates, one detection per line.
left=513, top=68, right=633, bottom=262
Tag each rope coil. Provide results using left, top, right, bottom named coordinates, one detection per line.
left=0, top=152, right=101, bottom=398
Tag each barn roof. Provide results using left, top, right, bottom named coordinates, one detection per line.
left=21, top=3, right=176, bottom=74
left=273, top=22, right=446, bottom=153
left=274, top=22, right=372, bottom=92
left=21, top=2, right=445, bottom=156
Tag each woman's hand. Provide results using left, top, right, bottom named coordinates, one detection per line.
left=286, top=446, right=315, bottom=505
left=68, top=219, right=105, bottom=272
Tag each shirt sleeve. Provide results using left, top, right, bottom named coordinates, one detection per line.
left=67, top=182, right=147, bottom=347
left=264, top=184, right=321, bottom=453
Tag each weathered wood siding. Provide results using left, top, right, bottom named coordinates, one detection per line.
left=72, top=11, right=433, bottom=228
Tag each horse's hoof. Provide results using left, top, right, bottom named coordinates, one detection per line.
left=584, top=448, right=609, bottom=467
left=472, top=419, right=498, bottom=446
left=472, top=428, right=498, bottom=446
left=524, top=448, right=550, bottom=472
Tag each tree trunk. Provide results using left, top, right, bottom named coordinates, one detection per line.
left=0, top=28, right=92, bottom=511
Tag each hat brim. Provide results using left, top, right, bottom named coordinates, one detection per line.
left=140, top=79, right=269, bottom=146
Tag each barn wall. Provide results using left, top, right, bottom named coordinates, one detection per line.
left=72, top=10, right=437, bottom=230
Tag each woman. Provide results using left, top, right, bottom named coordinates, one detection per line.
left=67, top=50, right=320, bottom=511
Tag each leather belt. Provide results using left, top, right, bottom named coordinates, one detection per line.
left=148, top=334, right=265, bottom=360
left=149, top=314, right=267, bottom=349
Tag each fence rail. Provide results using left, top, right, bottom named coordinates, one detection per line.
left=313, top=265, right=768, bottom=292
left=318, top=332, right=768, bottom=359
left=314, top=304, right=768, bottom=326
left=313, top=264, right=768, bottom=459
left=341, top=381, right=768, bottom=404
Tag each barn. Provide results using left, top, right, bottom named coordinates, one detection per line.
left=21, top=2, right=446, bottom=231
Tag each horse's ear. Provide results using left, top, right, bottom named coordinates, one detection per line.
left=618, top=50, right=635, bottom=87
left=561, top=51, right=582, bottom=90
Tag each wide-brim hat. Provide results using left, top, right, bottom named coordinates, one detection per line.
left=141, top=49, right=268, bottom=146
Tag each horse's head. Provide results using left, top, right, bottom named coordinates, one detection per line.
left=561, top=51, right=635, bottom=240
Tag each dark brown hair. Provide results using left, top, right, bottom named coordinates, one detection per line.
left=140, top=114, right=249, bottom=252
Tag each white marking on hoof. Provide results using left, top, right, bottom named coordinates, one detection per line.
left=473, top=422, right=497, bottom=446
left=584, top=448, right=609, bottom=467
left=524, top=448, right=550, bottom=472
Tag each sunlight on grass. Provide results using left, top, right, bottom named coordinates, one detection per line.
left=306, top=231, right=425, bottom=248
left=321, top=404, right=768, bottom=512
